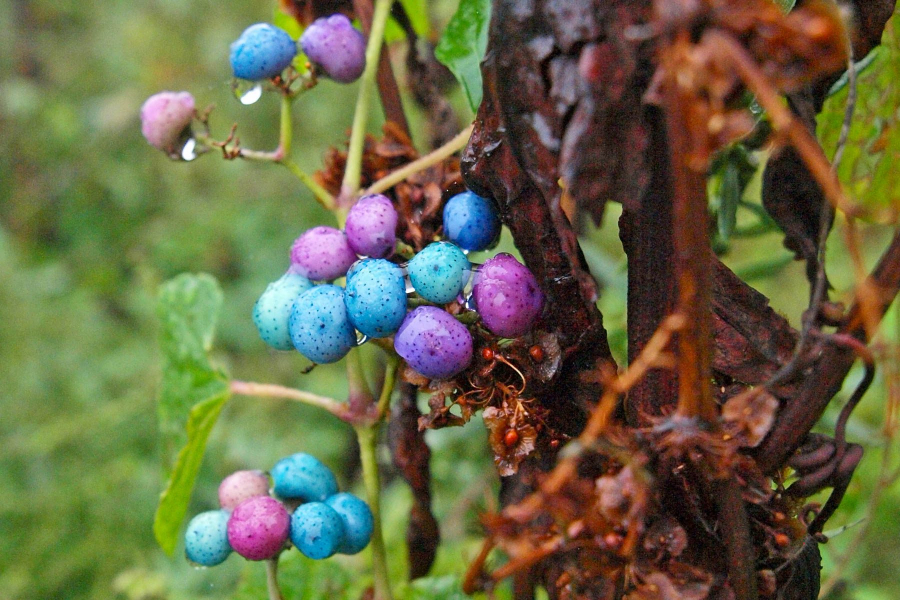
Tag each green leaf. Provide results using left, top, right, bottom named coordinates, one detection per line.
left=153, top=389, right=229, bottom=556
left=273, top=7, right=303, bottom=39
left=773, top=0, right=796, bottom=12
left=153, top=273, right=229, bottom=555
left=435, top=0, right=491, bottom=112
left=385, top=0, right=430, bottom=42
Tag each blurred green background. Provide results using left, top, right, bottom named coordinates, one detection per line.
left=1, top=1, right=899, bottom=599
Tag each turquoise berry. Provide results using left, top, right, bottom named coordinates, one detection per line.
left=325, top=493, right=373, bottom=555
left=230, top=23, right=297, bottom=81
left=407, top=242, right=471, bottom=304
left=185, top=510, right=232, bottom=567
left=253, top=271, right=314, bottom=350
left=271, top=453, right=339, bottom=502
left=289, top=285, right=357, bottom=364
left=344, top=259, right=407, bottom=338
left=393, top=306, right=473, bottom=380
left=290, top=502, right=346, bottom=560
left=442, top=191, right=501, bottom=251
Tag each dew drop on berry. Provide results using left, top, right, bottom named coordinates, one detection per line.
left=232, top=80, right=263, bottom=105
left=180, top=138, right=198, bottom=161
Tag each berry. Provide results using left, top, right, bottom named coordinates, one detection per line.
left=472, top=254, right=544, bottom=338
left=442, top=191, right=501, bottom=251
left=325, top=493, right=374, bottom=555
left=230, top=23, right=297, bottom=81
left=300, top=15, right=367, bottom=84
left=290, top=226, right=358, bottom=281
left=140, top=91, right=195, bottom=156
left=290, top=502, right=346, bottom=560
left=344, top=194, right=398, bottom=258
left=218, top=470, right=270, bottom=511
left=253, top=271, right=314, bottom=350
left=407, top=241, right=471, bottom=304
left=271, top=453, right=339, bottom=502
left=289, top=285, right=357, bottom=363
left=226, top=496, right=290, bottom=561
left=394, top=306, right=473, bottom=380
left=344, top=259, right=407, bottom=338
left=185, top=510, right=232, bottom=567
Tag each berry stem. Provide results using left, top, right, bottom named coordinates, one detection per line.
left=277, top=94, right=336, bottom=210
left=340, top=0, right=395, bottom=202
left=230, top=380, right=351, bottom=421
left=347, top=347, right=375, bottom=410
left=355, top=424, right=394, bottom=600
left=265, top=558, right=285, bottom=600
left=375, top=355, right=399, bottom=421
left=364, top=123, right=474, bottom=196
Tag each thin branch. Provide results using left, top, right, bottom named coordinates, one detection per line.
left=230, top=380, right=350, bottom=421
left=265, top=558, right=284, bottom=600
left=376, top=355, right=400, bottom=421
left=364, top=124, right=474, bottom=196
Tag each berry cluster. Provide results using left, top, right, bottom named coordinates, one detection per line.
left=184, top=453, right=372, bottom=566
left=253, top=190, right=544, bottom=381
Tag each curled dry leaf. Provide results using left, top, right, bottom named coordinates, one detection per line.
left=483, top=404, right=538, bottom=476
left=721, top=389, right=779, bottom=447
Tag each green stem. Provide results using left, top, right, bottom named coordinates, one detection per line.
left=364, top=124, right=474, bottom=196
left=265, top=558, right=284, bottom=600
left=347, top=347, right=374, bottom=404
left=356, top=424, right=394, bottom=600
left=376, top=355, right=399, bottom=421
left=340, top=0, right=395, bottom=202
left=282, top=158, right=337, bottom=210
left=230, top=380, right=350, bottom=421
left=277, top=93, right=336, bottom=210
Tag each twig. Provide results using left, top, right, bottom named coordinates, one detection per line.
left=230, top=380, right=350, bottom=421
left=376, top=355, right=400, bottom=421
left=364, top=124, right=474, bottom=196
left=265, top=558, right=284, bottom=600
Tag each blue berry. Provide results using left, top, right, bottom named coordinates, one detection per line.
left=289, top=285, right=357, bottom=364
left=407, top=242, right=471, bottom=304
left=325, top=493, right=374, bottom=555
left=271, top=453, right=339, bottom=502
left=230, top=23, right=298, bottom=81
left=185, top=510, right=232, bottom=567
left=394, top=306, right=473, bottom=380
left=253, top=271, right=314, bottom=350
left=345, top=194, right=398, bottom=258
left=344, top=259, right=407, bottom=338
left=290, top=502, right=347, bottom=560
left=443, top=191, right=501, bottom=251
left=300, top=15, right=367, bottom=84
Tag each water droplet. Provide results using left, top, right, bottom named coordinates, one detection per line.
left=232, top=80, right=263, bottom=105
left=355, top=333, right=369, bottom=346
left=189, top=561, right=208, bottom=570
left=180, top=138, right=198, bottom=161
left=405, top=279, right=416, bottom=295
left=464, top=292, right=477, bottom=311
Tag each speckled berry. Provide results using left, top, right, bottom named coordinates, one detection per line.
left=289, top=285, right=357, bottom=363
left=226, top=496, right=290, bottom=561
left=300, top=15, right=366, bottom=84
left=230, top=23, right=297, bottom=81
left=185, top=510, right=232, bottom=567
left=443, top=191, right=501, bottom=252
left=344, top=194, right=398, bottom=258
left=271, top=452, right=339, bottom=502
left=140, top=91, right=195, bottom=156
left=394, top=306, right=473, bottom=379
left=219, top=470, right=271, bottom=511
left=325, top=493, right=373, bottom=555
left=290, top=226, right=358, bottom=281
left=290, top=502, right=346, bottom=560
left=344, top=259, right=407, bottom=338
left=407, top=242, right=471, bottom=304
left=472, top=253, right=544, bottom=338
left=253, top=271, right=314, bottom=350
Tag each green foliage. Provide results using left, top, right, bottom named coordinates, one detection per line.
left=435, top=0, right=491, bottom=112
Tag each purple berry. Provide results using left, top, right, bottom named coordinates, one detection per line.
left=300, top=15, right=367, bottom=84
left=140, top=91, right=195, bottom=156
left=226, top=496, right=290, bottom=561
left=218, top=470, right=270, bottom=511
left=344, top=194, right=398, bottom=258
left=472, top=254, right=544, bottom=338
left=230, top=23, right=298, bottom=81
left=290, top=226, right=358, bottom=281
left=394, top=306, right=473, bottom=380
left=290, top=502, right=346, bottom=559
left=185, top=510, right=232, bottom=566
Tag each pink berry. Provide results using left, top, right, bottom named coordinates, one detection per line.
left=344, top=194, right=398, bottom=258
left=290, top=226, right=358, bottom=281
left=226, top=496, right=290, bottom=561
left=394, top=306, right=473, bottom=380
left=218, top=470, right=270, bottom=511
left=140, top=91, right=195, bottom=155
left=472, top=254, right=544, bottom=338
